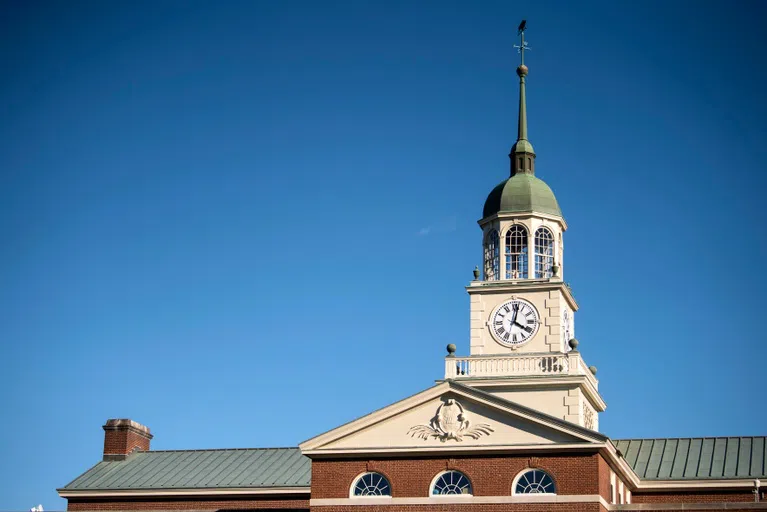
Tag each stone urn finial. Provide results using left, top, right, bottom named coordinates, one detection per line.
left=472, top=266, right=480, bottom=280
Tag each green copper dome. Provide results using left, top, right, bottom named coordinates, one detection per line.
left=482, top=173, right=562, bottom=219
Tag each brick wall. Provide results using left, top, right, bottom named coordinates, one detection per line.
left=311, top=453, right=601, bottom=499
left=103, top=429, right=151, bottom=456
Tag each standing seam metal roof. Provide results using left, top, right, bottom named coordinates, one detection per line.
left=61, top=448, right=311, bottom=490
left=62, top=438, right=766, bottom=491
left=614, top=437, right=766, bottom=480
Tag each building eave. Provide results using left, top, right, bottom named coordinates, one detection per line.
left=57, top=486, right=310, bottom=499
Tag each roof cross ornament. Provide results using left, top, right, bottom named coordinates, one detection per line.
left=513, top=20, right=531, bottom=66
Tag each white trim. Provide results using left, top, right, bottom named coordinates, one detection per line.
left=57, top=487, right=309, bottom=498
left=312, top=495, right=767, bottom=510
left=480, top=211, right=569, bottom=232
left=312, top=494, right=603, bottom=506
left=634, top=478, right=764, bottom=491
left=303, top=442, right=606, bottom=458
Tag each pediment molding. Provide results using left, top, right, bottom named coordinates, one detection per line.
left=300, top=381, right=606, bottom=456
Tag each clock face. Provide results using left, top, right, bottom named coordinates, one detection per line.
left=489, top=298, right=540, bottom=347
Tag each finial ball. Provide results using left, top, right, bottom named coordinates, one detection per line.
left=517, top=64, right=528, bottom=77
left=568, top=338, right=579, bottom=350
left=589, top=365, right=598, bottom=375
left=446, top=343, right=457, bottom=355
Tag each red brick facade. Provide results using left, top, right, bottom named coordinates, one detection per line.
left=311, top=453, right=601, bottom=499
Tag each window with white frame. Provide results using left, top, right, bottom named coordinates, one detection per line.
left=513, top=469, right=556, bottom=494
left=483, top=229, right=500, bottom=281
left=505, top=225, right=528, bottom=279
left=351, top=472, right=391, bottom=497
left=534, top=227, right=554, bottom=278
left=431, top=470, right=472, bottom=495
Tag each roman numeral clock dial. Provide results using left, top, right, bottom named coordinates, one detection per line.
left=489, top=298, right=540, bottom=348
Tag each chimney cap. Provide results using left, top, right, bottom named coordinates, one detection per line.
left=103, top=418, right=153, bottom=438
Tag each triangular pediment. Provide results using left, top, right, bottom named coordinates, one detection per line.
left=300, top=381, right=606, bottom=456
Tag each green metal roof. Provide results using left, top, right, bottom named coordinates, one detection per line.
left=614, top=437, right=767, bottom=480
left=61, top=438, right=765, bottom=491
left=61, top=448, right=310, bottom=490
left=482, top=173, right=562, bottom=219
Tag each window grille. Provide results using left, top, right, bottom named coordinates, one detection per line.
left=352, top=472, right=391, bottom=496
left=534, top=227, right=554, bottom=278
left=514, top=469, right=556, bottom=494
left=431, top=471, right=472, bottom=495
left=505, top=225, right=528, bottom=279
left=483, top=230, right=500, bottom=281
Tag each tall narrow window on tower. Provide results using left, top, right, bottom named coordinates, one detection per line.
left=505, top=225, right=528, bottom=278
left=534, top=227, right=554, bottom=278
left=484, top=229, right=500, bottom=280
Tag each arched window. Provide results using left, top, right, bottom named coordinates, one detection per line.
left=431, top=470, right=472, bottom=495
left=534, top=227, right=554, bottom=278
left=513, top=469, right=556, bottom=494
left=483, top=230, right=500, bottom=281
left=351, top=472, right=391, bottom=497
left=505, top=225, right=528, bottom=279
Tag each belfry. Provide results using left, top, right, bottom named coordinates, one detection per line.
left=450, top=22, right=605, bottom=432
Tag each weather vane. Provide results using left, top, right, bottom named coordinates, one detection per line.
left=513, top=20, right=530, bottom=65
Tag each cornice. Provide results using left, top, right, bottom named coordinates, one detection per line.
left=302, top=442, right=605, bottom=458
left=466, top=280, right=579, bottom=311
left=478, top=211, right=568, bottom=231
left=57, top=487, right=310, bottom=498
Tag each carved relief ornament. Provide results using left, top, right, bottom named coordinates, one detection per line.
left=407, top=399, right=493, bottom=442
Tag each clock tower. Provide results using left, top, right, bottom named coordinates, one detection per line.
left=446, top=26, right=606, bottom=430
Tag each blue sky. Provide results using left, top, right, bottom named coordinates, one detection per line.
left=1, top=0, right=766, bottom=509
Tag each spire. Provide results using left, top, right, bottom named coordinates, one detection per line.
left=510, top=21, right=536, bottom=176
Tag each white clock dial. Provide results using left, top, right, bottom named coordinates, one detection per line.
left=489, top=298, right=540, bottom=347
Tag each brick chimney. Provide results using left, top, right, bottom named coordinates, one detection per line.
left=102, top=419, right=153, bottom=460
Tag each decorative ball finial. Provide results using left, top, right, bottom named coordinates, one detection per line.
left=472, top=266, right=480, bottom=280
left=589, top=365, right=598, bottom=375
left=517, top=64, right=528, bottom=77
left=568, top=338, right=579, bottom=351
left=446, top=343, right=457, bottom=356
